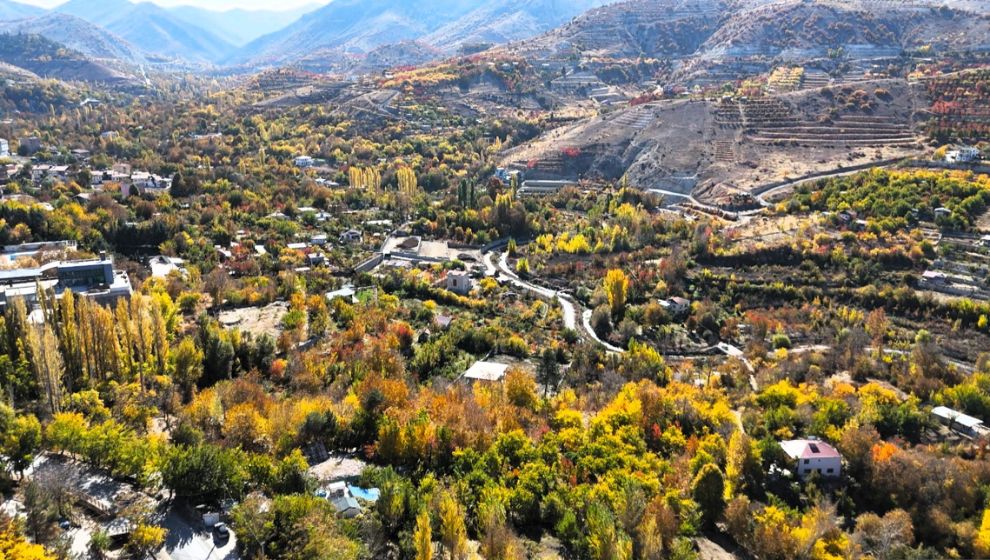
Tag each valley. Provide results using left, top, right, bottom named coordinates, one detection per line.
left=0, top=1, right=988, bottom=560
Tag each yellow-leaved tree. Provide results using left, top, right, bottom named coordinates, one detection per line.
left=603, top=269, right=629, bottom=319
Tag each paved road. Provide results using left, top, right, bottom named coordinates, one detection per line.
left=486, top=251, right=577, bottom=330
left=485, top=250, right=626, bottom=353
left=160, top=506, right=238, bottom=560
left=753, top=160, right=902, bottom=207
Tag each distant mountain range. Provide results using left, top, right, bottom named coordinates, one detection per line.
left=0, top=0, right=987, bottom=79
left=230, top=0, right=609, bottom=66
left=0, top=0, right=319, bottom=65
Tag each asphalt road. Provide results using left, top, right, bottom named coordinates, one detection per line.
left=161, top=506, right=239, bottom=560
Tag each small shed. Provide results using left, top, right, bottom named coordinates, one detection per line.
left=932, top=406, right=988, bottom=438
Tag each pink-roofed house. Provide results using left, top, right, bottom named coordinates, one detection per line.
left=780, top=438, right=841, bottom=479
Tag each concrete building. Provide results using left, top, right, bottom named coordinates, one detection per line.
left=0, top=253, right=132, bottom=312
left=446, top=270, right=474, bottom=295
left=0, top=138, right=8, bottom=157
left=780, top=439, right=842, bottom=479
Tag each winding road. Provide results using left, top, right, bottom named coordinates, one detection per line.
left=483, top=250, right=625, bottom=353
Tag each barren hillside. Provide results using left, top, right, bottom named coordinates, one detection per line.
left=500, top=78, right=929, bottom=203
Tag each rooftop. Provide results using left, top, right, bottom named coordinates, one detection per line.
left=780, top=438, right=841, bottom=460
left=463, top=360, right=510, bottom=382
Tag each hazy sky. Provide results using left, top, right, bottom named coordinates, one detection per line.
left=20, top=0, right=323, bottom=10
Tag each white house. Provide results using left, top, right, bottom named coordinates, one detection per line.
left=659, top=297, right=691, bottom=316
left=780, top=439, right=842, bottom=479
left=294, top=156, right=315, bottom=168
left=446, top=270, right=474, bottom=295
left=945, top=146, right=980, bottom=164
left=0, top=138, right=8, bottom=157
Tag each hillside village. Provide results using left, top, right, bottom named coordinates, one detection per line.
left=1, top=0, right=990, bottom=560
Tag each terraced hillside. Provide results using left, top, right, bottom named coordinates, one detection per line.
left=499, top=78, right=928, bottom=203
left=925, top=69, right=990, bottom=142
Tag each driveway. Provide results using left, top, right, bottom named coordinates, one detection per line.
left=160, top=506, right=238, bottom=560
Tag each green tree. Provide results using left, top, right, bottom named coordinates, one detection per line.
left=692, top=463, right=726, bottom=528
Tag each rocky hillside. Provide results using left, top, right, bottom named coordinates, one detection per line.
left=499, top=78, right=928, bottom=202
left=0, top=13, right=146, bottom=64
left=55, top=0, right=234, bottom=64
left=509, top=0, right=990, bottom=67
left=0, top=33, right=138, bottom=84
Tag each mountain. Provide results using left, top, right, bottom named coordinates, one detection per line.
left=0, top=0, right=43, bottom=21
left=0, top=32, right=137, bottom=83
left=168, top=3, right=320, bottom=47
left=423, top=0, right=608, bottom=52
left=0, top=13, right=146, bottom=64
left=55, top=0, right=235, bottom=64
left=502, top=0, right=990, bottom=83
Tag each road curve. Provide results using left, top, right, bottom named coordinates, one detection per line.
left=484, top=250, right=625, bottom=353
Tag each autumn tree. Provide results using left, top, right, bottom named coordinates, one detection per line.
left=854, top=509, right=914, bottom=560
left=414, top=508, right=432, bottom=560
left=603, top=269, right=629, bottom=319
left=438, top=492, right=467, bottom=560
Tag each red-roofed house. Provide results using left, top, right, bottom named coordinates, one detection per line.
left=780, top=438, right=841, bottom=479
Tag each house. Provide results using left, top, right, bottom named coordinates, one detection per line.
left=131, top=172, right=172, bottom=195
left=148, top=255, right=186, bottom=278
left=462, top=360, right=509, bottom=383
left=339, top=229, right=362, bottom=244
left=934, top=207, right=952, bottom=219
left=311, top=233, right=329, bottom=246
left=322, top=482, right=361, bottom=519
left=446, top=270, right=474, bottom=295
left=945, top=146, right=980, bottom=164
left=659, top=297, right=691, bottom=316
left=780, top=438, right=842, bottom=479
left=980, top=235, right=990, bottom=248
left=0, top=138, right=8, bottom=157
left=294, top=156, right=315, bottom=168
left=931, top=406, right=990, bottom=438
left=100, top=131, right=119, bottom=140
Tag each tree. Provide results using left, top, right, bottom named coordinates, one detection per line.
left=128, top=523, right=166, bottom=558
left=161, top=444, right=245, bottom=504
left=692, top=463, right=726, bottom=528
left=26, top=324, right=64, bottom=417
left=854, top=509, right=914, bottom=560
left=3, top=413, right=41, bottom=478
left=537, top=347, right=561, bottom=397
left=0, top=513, right=54, bottom=560
left=725, top=431, right=761, bottom=499
left=603, top=269, right=629, bottom=319
left=438, top=492, right=467, bottom=560
left=414, top=508, right=432, bottom=560
left=170, top=337, right=203, bottom=401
